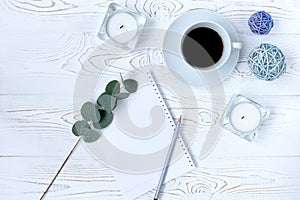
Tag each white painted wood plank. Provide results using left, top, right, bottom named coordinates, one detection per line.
left=0, top=0, right=299, bottom=34
left=1, top=155, right=299, bottom=199
left=1, top=94, right=299, bottom=156
left=1, top=32, right=299, bottom=96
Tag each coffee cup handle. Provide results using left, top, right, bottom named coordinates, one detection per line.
left=232, top=42, right=242, bottom=49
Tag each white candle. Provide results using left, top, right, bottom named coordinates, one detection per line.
left=106, top=12, right=138, bottom=44
left=230, top=103, right=261, bottom=132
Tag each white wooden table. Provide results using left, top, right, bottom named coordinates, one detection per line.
left=1, top=0, right=300, bottom=199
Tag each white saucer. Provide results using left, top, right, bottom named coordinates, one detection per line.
left=163, top=10, right=241, bottom=87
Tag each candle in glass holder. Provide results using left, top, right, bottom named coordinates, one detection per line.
left=230, top=103, right=261, bottom=132
left=220, top=94, right=270, bottom=142
left=97, top=3, right=146, bottom=49
left=106, top=12, right=138, bottom=44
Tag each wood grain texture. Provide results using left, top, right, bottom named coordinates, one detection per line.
left=0, top=0, right=299, bottom=199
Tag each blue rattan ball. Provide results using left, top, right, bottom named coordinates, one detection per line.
left=248, top=11, right=274, bottom=35
left=248, top=43, right=286, bottom=81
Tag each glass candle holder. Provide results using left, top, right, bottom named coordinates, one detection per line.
left=220, top=94, right=270, bottom=142
left=97, top=3, right=146, bottom=50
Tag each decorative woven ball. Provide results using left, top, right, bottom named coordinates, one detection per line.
left=248, top=43, right=286, bottom=81
left=248, top=11, right=274, bottom=35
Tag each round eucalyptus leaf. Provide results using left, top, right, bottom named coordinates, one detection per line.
left=123, top=79, right=138, bottom=93
left=120, top=73, right=124, bottom=83
left=72, top=120, right=89, bottom=136
left=81, top=127, right=100, bottom=143
left=99, top=110, right=113, bottom=128
left=81, top=102, right=101, bottom=122
left=97, top=94, right=117, bottom=112
left=97, top=92, right=108, bottom=101
left=114, top=92, right=130, bottom=100
left=105, top=80, right=120, bottom=95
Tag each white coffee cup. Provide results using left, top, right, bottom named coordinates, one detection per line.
left=163, top=10, right=242, bottom=86
left=181, top=21, right=242, bottom=71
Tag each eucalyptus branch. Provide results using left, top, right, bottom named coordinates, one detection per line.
left=40, top=75, right=138, bottom=199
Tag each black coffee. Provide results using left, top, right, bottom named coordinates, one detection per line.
left=182, top=27, right=223, bottom=68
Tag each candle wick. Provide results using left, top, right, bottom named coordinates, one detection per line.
left=120, top=25, right=124, bottom=29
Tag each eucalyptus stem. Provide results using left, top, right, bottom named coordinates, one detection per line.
left=40, top=137, right=81, bottom=200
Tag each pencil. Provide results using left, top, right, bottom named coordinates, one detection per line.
left=153, top=115, right=182, bottom=200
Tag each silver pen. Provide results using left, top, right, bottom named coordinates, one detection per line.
left=153, top=115, right=182, bottom=200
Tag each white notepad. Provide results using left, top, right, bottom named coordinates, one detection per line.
left=86, top=71, right=195, bottom=200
